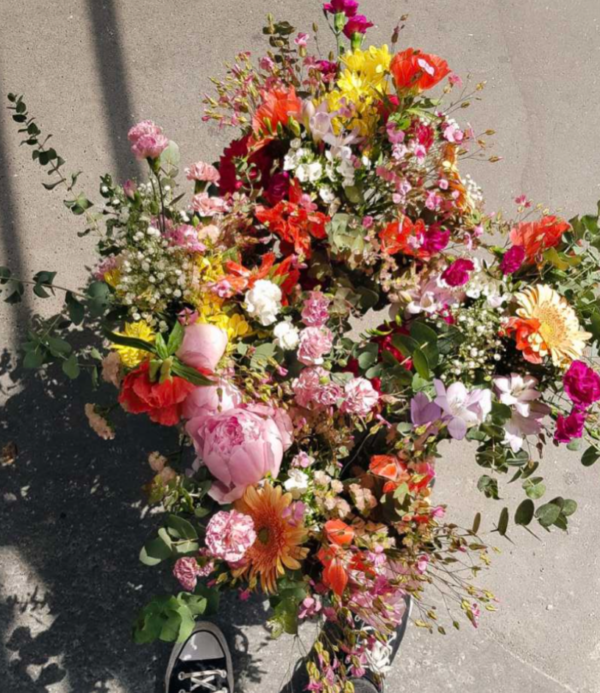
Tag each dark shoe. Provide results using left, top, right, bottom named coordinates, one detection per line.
left=165, top=621, right=234, bottom=693
left=348, top=677, right=380, bottom=693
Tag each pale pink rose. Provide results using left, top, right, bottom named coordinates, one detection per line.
left=173, top=557, right=201, bottom=592
left=182, top=379, right=242, bottom=420
left=205, top=510, right=256, bottom=563
left=177, top=323, right=228, bottom=372
left=297, top=327, right=334, bottom=366
left=340, top=378, right=380, bottom=415
left=127, top=119, right=162, bottom=143
left=191, top=192, right=229, bottom=217
left=186, top=161, right=220, bottom=183
left=186, top=406, right=292, bottom=503
left=292, top=366, right=342, bottom=409
left=101, top=351, right=122, bottom=387
left=301, top=291, right=330, bottom=327
left=131, top=133, right=169, bottom=160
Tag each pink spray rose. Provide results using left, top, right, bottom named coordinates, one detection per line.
left=297, top=326, right=334, bottom=366
left=173, top=557, right=202, bottom=592
left=186, top=405, right=293, bottom=503
left=185, top=161, right=221, bottom=183
left=341, top=377, right=380, bottom=415
left=131, top=133, right=170, bottom=161
left=563, top=360, right=600, bottom=409
left=177, top=323, right=228, bottom=372
left=441, top=259, right=475, bottom=287
left=205, top=510, right=256, bottom=563
left=301, top=291, right=331, bottom=327
left=182, top=379, right=242, bottom=420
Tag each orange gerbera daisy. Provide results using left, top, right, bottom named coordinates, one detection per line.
left=233, top=483, right=308, bottom=593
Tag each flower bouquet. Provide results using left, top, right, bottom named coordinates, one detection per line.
left=4, top=1, right=600, bottom=690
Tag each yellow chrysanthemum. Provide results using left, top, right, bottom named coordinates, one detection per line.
left=514, top=284, right=591, bottom=368
left=103, top=268, right=121, bottom=288
left=233, top=483, right=308, bottom=594
left=325, top=45, right=392, bottom=135
left=196, top=255, right=225, bottom=284
left=111, top=321, right=155, bottom=368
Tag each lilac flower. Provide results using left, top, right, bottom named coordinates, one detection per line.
left=494, top=374, right=549, bottom=452
left=434, top=380, right=492, bottom=440
left=410, top=392, right=442, bottom=426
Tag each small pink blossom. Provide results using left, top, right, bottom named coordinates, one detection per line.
left=297, top=326, right=334, bottom=366
left=515, top=194, right=532, bottom=208
left=294, top=32, right=310, bottom=47
left=186, top=161, right=220, bottom=183
left=292, top=367, right=343, bottom=409
left=177, top=307, right=200, bottom=326
left=101, top=351, right=122, bottom=387
left=93, top=254, right=119, bottom=281
left=165, top=224, right=206, bottom=253
left=299, top=596, right=322, bottom=620
left=259, top=56, right=275, bottom=71
left=292, top=451, right=314, bottom=468
left=127, top=120, right=162, bottom=143
left=123, top=179, right=137, bottom=199
left=173, top=557, right=202, bottom=592
left=131, top=133, right=169, bottom=160
left=205, top=510, right=256, bottom=563
left=438, top=177, right=449, bottom=190
left=191, top=192, right=229, bottom=217
left=301, top=291, right=331, bottom=327
left=84, top=404, right=114, bottom=440
left=448, top=73, right=463, bottom=87
left=425, top=190, right=443, bottom=211
left=443, top=123, right=464, bottom=143
left=341, top=378, right=380, bottom=416
left=362, top=216, right=374, bottom=229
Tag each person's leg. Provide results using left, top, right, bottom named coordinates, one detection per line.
left=165, top=621, right=234, bottom=693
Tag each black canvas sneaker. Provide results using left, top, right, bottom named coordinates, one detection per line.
left=165, top=621, right=234, bottom=693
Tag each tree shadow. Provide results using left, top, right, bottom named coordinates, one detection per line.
left=0, top=337, right=274, bottom=693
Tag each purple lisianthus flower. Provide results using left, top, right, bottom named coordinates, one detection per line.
left=554, top=409, right=586, bottom=444
left=434, top=380, right=492, bottom=440
left=563, top=360, right=600, bottom=409
left=343, top=15, right=373, bottom=38
left=323, top=0, right=358, bottom=17
left=410, top=392, right=442, bottom=426
left=500, top=245, right=526, bottom=275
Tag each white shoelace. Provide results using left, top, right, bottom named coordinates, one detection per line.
left=365, top=631, right=397, bottom=676
left=177, top=669, right=228, bottom=692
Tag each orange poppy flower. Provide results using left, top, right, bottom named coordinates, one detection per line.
left=390, top=48, right=450, bottom=94
left=325, top=519, right=355, bottom=547
left=509, top=215, right=570, bottom=263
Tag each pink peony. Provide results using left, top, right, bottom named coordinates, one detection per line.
left=186, top=161, right=220, bottom=183
left=554, top=409, right=586, bottom=444
left=183, top=379, right=242, bottom=420
left=292, top=367, right=343, bottom=409
left=186, top=405, right=293, bottom=503
left=297, top=326, right=334, bottom=366
left=301, top=291, right=331, bottom=327
left=131, top=133, right=169, bottom=160
left=191, top=192, right=229, bottom=217
left=341, top=378, right=380, bottom=415
left=127, top=120, right=162, bottom=144
left=500, top=245, right=526, bottom=275
left=563, top=360, right=600, bottom=409
left=441, top=259, right=475, bottom=287
left=177, top=323, right=228, bottom=372
left=173, top=557, right=202, bottom=592
left=205, top=510, right=256, bottom=563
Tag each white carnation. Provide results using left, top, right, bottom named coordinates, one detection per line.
left=273, top=321, right=300, bottom=350
left=243, top=279, right=282, bottom=326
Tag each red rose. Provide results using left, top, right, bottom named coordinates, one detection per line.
left=390, top=48, right=450, bottom=94
left=118, top=362, right=196, bottom=426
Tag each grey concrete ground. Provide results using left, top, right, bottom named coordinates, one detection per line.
left=1, top=1, right=600, bottom=691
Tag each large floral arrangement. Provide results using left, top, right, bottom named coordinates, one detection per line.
left=4, top=2, right=600, bottom=691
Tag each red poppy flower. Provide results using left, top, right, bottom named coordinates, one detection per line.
left=390, top=48, right=450, bottom=94
left=118, top=362, right=196, bottom=426
left=509, top=215, right=570, bottom=263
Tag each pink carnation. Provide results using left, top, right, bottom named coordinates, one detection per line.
left=186, top=161, right=221, bottom=184
left=127, top=119, right=162, bottom=144
left=563, top=360, right=600, bottom=409
left=131, top=133, right=169, bottom=160
left=441, top=259, right=475, bottom=287
left=192, top=192, right=229, bottom=217
left=301, top=291, right=330, bottom=327
left=554, top=409, right=586, bottom=444
left=341, top=377, right=380, bottom=415
left=297, top=327, right=334, bottom=366
left=500, top=245, right=526, bottom=275
left=173, top=557, right=202, bottom=592
left=205, top=510, right=256, bottom=563
left=292, top=367, right=342, bottom=409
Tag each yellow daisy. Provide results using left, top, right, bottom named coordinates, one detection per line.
left=111, top=321, right=155, bottom=368
left=514, top=284, right=591, bottom=368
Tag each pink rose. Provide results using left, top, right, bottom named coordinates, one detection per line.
left=292, top=367, right=342, bottom=409
left=301, top=291, right=330, bottom=327
left=297, top=327, right=334, bottom=366
left=186, top=161, right=221, bottom=183
left=205, top=510, right=256, bottom=563
left=341, top=378, right=380, bottom=415
left=186, top=405, right=293, bottom=503
left=191, top=192, right=229, bottom=217
left=182, top=379, right=242, bottom=420
left=177, top=323, right=228, bottom=372
left=131, top=132, right=169, bottom=161
left=127, top=120, right=162, bottom=143
left=173, top=557, right=201, bottom=592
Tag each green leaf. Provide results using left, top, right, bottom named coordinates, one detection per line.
left=562, top=499, right=578, bottom=517
left=139, top=536, right=173, bottom=566
left=105, top=329, right=155, bottom=353
left=167, top=321, right=184, bottom=355
left=477, top=474, right=499, bottom=500
left=46, top=336, right=72, bottom=357
left=166, top=514, right=198, bottom=541
left=581, top=445, right=600, bottom=467
left=0, top=266, right=11, bottom=284
left=86, top=282, right=111, bottom=317
left=23, top=349, right=45, bottom=369
left=357, top=343, right=379, bottom=370
left=62, top=353, right=80, bottom=379
left=65, top=291, right=85, bottom=325
left=154, top=332, right=169, bottom=360
left=158, top=140, right=181, bottom=177
left=515, top=499, right=535, bottom=526
left=471, top=512, right=481, bottom=534
left=391, top=333, right=418, bottom=358
left=536, top=502, right=562, bottom=528
left=410, top=321, right=439, bottom=367
left=523, top=477, right=546, bottom=500
left=171, top=361, right=214, bottom=386
left=497, top=506, right=509, bottom=536
left=411, top=348, right=430, bottom=379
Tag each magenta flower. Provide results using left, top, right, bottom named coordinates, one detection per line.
left=294, top=32, right=310, bottom=47
left=441, top=259, right=475, bottom=287
left=500, top=245, right=526, bottom=275
left=205, top=510, right=256, bottom=563
left=301, top=291, right=331, bottom=327
left=173, top=557, right=202, bottom=592
left=297, top=326, right=334, bottom=366
left=421, top=224, right=450, bottom=256
left=343, top=15, right=373, bottom=38
left=131, top=133, right=169, bottom=161
left=563, top=360, right=600, bottom=409
left=323, top=0, right=358, bottom=16
left=554, top=409, right=586, bottom=444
